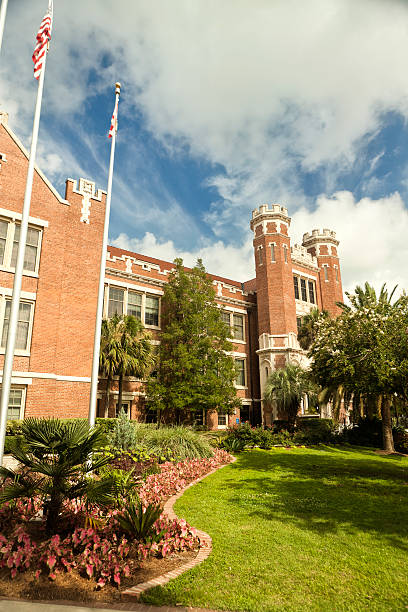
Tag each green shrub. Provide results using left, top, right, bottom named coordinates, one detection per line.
left=295, top=418, right=335, bottom=444
left=135, top=425, right=213, bottom=460
left=339, top=417, right=382, bottom=447
left=393, top=427, right=408, bottom=454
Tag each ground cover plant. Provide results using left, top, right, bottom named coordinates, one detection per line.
left=142, top=447, right=408, bottom=612
left=0, top=417, right=232, bottom=599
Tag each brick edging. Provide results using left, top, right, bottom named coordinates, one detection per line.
left=123, top=456, right=236, bottom=599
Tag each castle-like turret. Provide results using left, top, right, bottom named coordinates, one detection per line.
left=250, top=204, right=297, bottom=338
left=302, top=229, right=343, bottom=315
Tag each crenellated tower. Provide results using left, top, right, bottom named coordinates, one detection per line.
left=302, top=229, right=343, bottom=315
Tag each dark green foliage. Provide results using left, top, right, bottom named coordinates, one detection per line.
left=393, top=427, right=408, bottom=454
left=117, top=498, right=165, bottom=543
left=294, top=418, right=335, bottom=444
left=147, top=258, right=240, bottom=424
left=0, top=418, right=114, bottom=533
left=339, top=417, right=383, bottom=448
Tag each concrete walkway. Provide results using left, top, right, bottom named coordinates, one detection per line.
left=0, top=599, right=219, bottom=612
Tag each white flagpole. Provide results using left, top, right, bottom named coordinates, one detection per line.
left=0, top=51, right=48, bottom=465
left=0, top=0, right=8, bottom=56
left=88, top=82, right=121, bottom=427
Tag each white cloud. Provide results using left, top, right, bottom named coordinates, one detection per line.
left=111, top=232, right=255, bottom=282
left=3, top=0, right=408, bottom=293
left=291, top=191, right=408, bottom=295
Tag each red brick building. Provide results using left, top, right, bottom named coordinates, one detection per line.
left=0, top=112, right=343, bottom=429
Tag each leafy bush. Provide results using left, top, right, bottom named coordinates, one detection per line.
left=393, top=427, right=408, bottom=454
left=339, top=417, right=383, bottom=447
left=134, top=425, right=214, bottom=460
left=294, top=418, right=335, bottom=444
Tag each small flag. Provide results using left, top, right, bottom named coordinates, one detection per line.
left=108, top=97, right=118, bottom=138
left=32, top=1, right=53, bottom=80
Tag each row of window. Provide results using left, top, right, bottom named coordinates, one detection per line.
left=293, top=276, right=316, bottom=304
left=221, top=310, right=245, bottom=341
left=257, top=243, right=289, bottom=266
left=107, top=287, right=160, bottom=327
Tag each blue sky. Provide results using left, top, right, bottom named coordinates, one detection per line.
left=1, top=0, right=408, bottom=293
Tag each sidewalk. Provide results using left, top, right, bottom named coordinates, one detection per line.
left=0, top=599, right=219, bottom=612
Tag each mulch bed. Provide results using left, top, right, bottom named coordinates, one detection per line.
left=0, top=549, right=196, bottom=604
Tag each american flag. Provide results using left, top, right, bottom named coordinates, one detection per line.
left=32, top=1, right=53, bottom=80
left=108, top=97, right=118, bottom=139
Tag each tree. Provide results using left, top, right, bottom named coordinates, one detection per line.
left=263, top=363, right=315, bottom=429
left=147, top=258, right=240, bottom=424
left=297, top=307, right=329, bottom=350
left=309, top=284, right=408, bottom=452
left=100, top=314, right=153, bottom=417
left=0, top=419, right=113, bottom=533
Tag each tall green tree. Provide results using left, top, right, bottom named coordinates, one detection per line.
left=100, top=314, right=153, bottom=417
left=309, top=284, right=408, bottom=452
left=297, top=307, right=329, bottom=350
left=147, top=258, right=240, bottom=424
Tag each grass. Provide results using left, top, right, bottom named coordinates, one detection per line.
left=141, top=446, right=408, bottom=611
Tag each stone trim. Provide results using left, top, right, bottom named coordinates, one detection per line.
left=123, top=457, right=235, bottom=599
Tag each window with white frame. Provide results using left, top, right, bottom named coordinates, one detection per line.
left=1, top=299, right=34, bottom=352
left=217, top=408, right=227, bottom=427
left=0, top=219, right=41, bottom=274
left=221, top=311, right=245, bottom=341
left=269, top=243, right=276, bottom=262
left=257, top=245, right=263, bottom=266
left=235, top=358, right=246, bottom=387
left=334, top=265, right=339, bottom=282
left=293, top=276, right=317, bottom=305
left=106, top=286, right=160, bottom=328
left=323, top=265, right=329, bottom=281
left=283, top=244, right=288, bottom=263
left=0, top=386, right=25, bottom=420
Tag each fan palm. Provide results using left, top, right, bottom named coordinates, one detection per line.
left=263, top=363, right=312, bottom=429
left=100, top=314, right=154, bottom=417
left=0, top=418, right=114, bottom=533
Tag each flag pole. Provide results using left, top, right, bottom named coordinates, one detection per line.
left=0, top=51, right=48, bottom=465
left=0, top=0, right=8, bottom=56
left=88, top=82, right=121, bottom=427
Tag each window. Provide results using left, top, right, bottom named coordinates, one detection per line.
left=323, top=266, right=329, bottom=281
left=257, top=246, right=263, bottom=266
left=334, top=266, right=339, bottom=282
left=283, top=245, right=288, bottom=263
left=127, top=291, right=142, bottom=319
left=106, top=287, right=160, bottom=328
left=293, top=276, right=299, bottom=300
left=296, top=316, right=303, bottom=336
left=308, top=281, right=316, bottom=304
left=233, top=314, right=244, bottom=341
left=194, top=409, right=204, bottom=426
left=221, top=311, right=245, bottom=341
left=0, top=219, right=41, bottom=274
left=145, top=406, right=157, bottom=423
left=108, top=287, right=124, bottom=317
left=116, top=402, right=130, bottom=418
left=1, top=300, right=33, bottom=351
left=0, top=387, right=25, bottom=420
left=270, top=243, right=276, bottom=262
left=145, top=296, right=159, bottom=326
left=300, top=278, right=307, bottom=301
left=218, top=408, right=227, bottom=427
left=235, top=358, right=246, bottom=387
left=221, top=311, right=231, bottom=326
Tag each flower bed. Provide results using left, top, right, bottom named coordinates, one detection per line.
left=0, top=448, right=233, bottom=597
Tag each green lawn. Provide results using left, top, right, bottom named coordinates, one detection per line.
left=141, top=446, right=408, bottom=612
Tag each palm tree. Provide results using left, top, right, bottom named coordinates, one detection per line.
left=263, top=363, right=313, bottom=430
left=0, top=419, right=114, bottom=533
left=339, top=281, right=398, bottom=312
left=100, top=315, right=154, bottom=418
